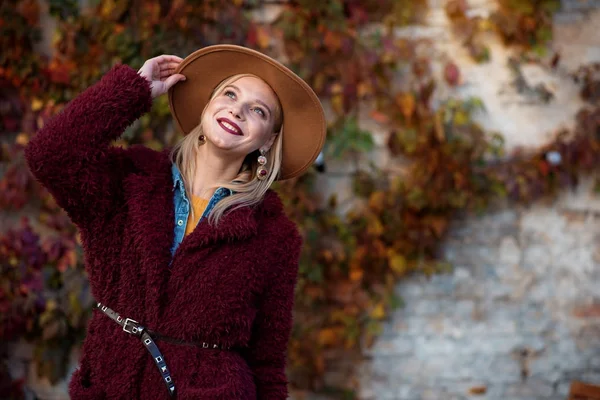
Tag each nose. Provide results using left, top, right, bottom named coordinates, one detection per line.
left=229, top=105, right=243, bottom=120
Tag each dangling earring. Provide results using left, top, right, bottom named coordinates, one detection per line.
left=257, top=150, right=268, bottom=180
left=198, top=134, right=206, bottom=145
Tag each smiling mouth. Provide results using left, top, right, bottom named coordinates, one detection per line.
left=217, top=118, right=243, bottom=136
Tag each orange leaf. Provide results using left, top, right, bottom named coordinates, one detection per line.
left=321, top=249, right=334, bottom=262
left=315, top=354, right=325, bottom=373
left=369, top=110, right=389, bottom=124
left=67, top=249, right=77, bottom=268
left=349, top=268, right=363, bottom=282
left=357, top=81, right=372, bottom=98
left=469, top=386, right=487, bottom=395
left=396, top=92, right=416, bottom=122
left=318, top=328, right=339, bottom=346
left=15, top=133, right=29, bottom=146
left=427, top=216, right=448, bottom=238
left=368, top=191, right=386, bottom=213
left=538, top=160, right=550, bottom=176
left=323, top=30, right=342, bottom=52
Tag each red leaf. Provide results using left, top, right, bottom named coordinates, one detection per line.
left=444, top=61, right=461, bottom=86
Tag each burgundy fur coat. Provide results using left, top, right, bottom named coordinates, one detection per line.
left=24, top=64, right=302, bottom=399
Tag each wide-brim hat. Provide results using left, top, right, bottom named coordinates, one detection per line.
left=168, top=44, right=326, bottom=180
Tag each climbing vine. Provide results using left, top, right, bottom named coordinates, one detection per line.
left=1, top=0, right=599, bottom=397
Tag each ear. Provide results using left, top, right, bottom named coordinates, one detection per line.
left=260, top=132, right=278, bottom=153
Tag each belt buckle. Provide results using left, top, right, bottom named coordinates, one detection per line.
left=123, top=318, right=140, bottom=335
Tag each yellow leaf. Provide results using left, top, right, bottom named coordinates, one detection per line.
left=454, top=110, right=468, bottom=125
left=389, top=253, right=407, bottom=276
left=367, top=216, right=384, bottom=237
left=257, top=26, right=270, bottom=49
left=477, top=18, right=493, bottom=31
left=31, top=97, right=43, bottom=112
left=100, top=0, right=116, bottom=17
left=370, top=302, right=386, bottom=320
left=381, top=50, right=395, bottom=64
left=46, top=299, right=58, bottom=312
left=15, top=133, right=29, bottom=146
left=331, top=94, right=344, bottom=115
left=345, top=336, right=357, bottom=349
left=313, top=73, right=326, bottom=93
left=330, top=82, right=343, bottom=94
left=51, top=30, right=63, bottom=48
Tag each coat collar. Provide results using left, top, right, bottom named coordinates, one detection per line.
left=127, top=146, right=284, bottom=267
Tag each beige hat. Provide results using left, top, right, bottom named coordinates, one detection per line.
left=168, top=45, right=326, bottom=180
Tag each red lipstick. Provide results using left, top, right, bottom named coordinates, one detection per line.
left=217, top=118, right=243, bottom=136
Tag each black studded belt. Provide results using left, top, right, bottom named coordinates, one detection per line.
left=95, top=302, right=231, bottom=398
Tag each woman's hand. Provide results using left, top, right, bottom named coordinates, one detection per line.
left=138, top=55, right=186, bottom=99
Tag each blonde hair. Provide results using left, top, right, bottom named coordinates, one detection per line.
left=169, top=74, right=284, bottom=225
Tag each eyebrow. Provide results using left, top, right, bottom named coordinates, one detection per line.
left=226, top=84, right=272, bottom=116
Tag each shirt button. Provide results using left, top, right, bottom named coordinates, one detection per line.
left=177, top=220, right=184, bottom=226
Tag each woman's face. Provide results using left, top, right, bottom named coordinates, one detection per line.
left=202, top=76, right=279, bottom=157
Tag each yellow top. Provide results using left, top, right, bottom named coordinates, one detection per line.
left=185, top=194, right=210, bottom=237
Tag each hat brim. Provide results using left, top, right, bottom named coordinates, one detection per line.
left=168, top=45, right=326, bottom=180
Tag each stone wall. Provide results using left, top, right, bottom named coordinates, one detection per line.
left=357, top=178, right=600, bottom=399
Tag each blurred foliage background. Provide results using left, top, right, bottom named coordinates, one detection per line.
left=1, top=0, right=599, bottom=398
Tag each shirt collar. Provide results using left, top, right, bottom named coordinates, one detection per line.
left=171, top=163, right=234, bottom=196
left=171, top=163, right=184, bottom=191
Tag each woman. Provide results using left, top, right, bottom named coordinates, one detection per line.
left=24, top=45, right=325, bottom=399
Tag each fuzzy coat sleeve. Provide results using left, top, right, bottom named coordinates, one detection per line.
left=241, top=224, right=302, bottom=399
left=24, top=64, right=153, bottom=230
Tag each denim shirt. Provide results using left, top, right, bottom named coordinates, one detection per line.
left=170, top=163, right=232, bottom=258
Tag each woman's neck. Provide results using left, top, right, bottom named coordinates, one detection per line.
left=191, top=143, right=243, bottom=199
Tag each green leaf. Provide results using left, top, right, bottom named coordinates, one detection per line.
left=388, top=292, right=405, bottom=310
left=327, top=117, right=375, bottom=159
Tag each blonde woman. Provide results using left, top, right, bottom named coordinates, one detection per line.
left=25, top=45, right=325, bottom=399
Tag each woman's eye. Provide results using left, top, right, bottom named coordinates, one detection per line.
left=253, top=107, right=265, bottom=117
left=224, top=90, right=235, bottom=99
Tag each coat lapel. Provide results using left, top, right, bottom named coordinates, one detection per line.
left=175, top=188, right=285, bottom=253
left=123, top=148, right=175, bottom=327
left=178, top=203, right=258, bottom=251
